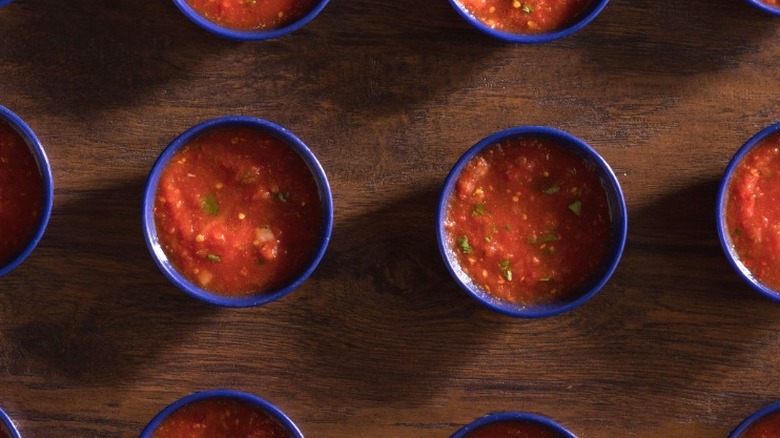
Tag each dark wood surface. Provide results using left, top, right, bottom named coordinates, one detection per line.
left=1, top=0, right=780, bottom=436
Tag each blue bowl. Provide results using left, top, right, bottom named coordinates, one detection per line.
left=171, top=0, right=329, bottom=40
left=139, top=389, right=304, bottom=437
left=746, top=0, right=780, bottom=16
left=447, top=0, right=609, bottom=43
left=717, top=122, right=780, bottom=302
left=451, top=412, right=577, bottom=438
left=0, top=407, right=20, bottom=438
left=142, top=116, right=333, bottom=307
left=0, top=1, right=14, bottom=7
left=0, top=105, right=54, bottom=278
left=437, top=126, right=627, bottom=318
left=729, top=401, right=780, bottom=437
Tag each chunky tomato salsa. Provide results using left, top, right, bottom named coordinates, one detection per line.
left=739, top=411, right=780, bottom=438
left=445, top=137, right=611, bottom=306
left=154, top=126, right=321, bottom=296
left=759, top=0, right=780, bottom=7
left=185, top=0, right=320, bottom=31
left=151, top=398, right=291, bottom=438
left=456, top=0, right=593, bottom=34
left=725, top=132, right=780, bottom=292
left=0, top=121, right=43, bottom=267
left=0, top=426, right=10, bottom=438
left=464, top=420, right=567, bottom=438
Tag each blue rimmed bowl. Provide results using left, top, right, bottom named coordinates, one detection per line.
left=447, top=0, right=610, bottom=43
left=139, top=389, right=304, bottom=437
left=717, top=122, right=780, bottom=302
left=171, top=0, right=329, bottom=41
left=142, top=116, right=333, bottom=307
left=745, top=0, right=780, bottom=16
left=0, top=105, right=54, bottom=278
left=729, top=401, right=780, bottom=437
left=451, top=412, right=577, bottom=437
left=0, top=1, right=14, bottom=7
left=0, top=407, right=21, bottom=438
left=437, top=126, right=627, bottom=318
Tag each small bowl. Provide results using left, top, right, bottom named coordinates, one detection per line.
left=729, top=401, right=780, bottom=437
left=451, top=412, right=577, bottom=438
left=142, top=116, right=333, bottom=307
left=447, top=0, right=610, bottom=43
left=745, top=0, right=780, bottom=16
left=717, top=122, right=780, bottom=302
left=437, top=126, right=627, bottom=318
left=139, top=389, right=304, bottom=438
left=0, top=407, right=20, bottom=438
left=0, top=105, right=54, bottom=278
left=172, top=0, right=329, bottom=40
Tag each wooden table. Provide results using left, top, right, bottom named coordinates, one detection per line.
left=1, top=0, right=779, bottom=436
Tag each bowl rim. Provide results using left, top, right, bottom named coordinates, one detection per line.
left=0, top=407, right=21, bottom=438
left=0, top=105, right=54, bottom=278
left=446, top=0, right=610, bottom=43
left=436, top=125, right=627, bottom=318
left=450, top=411, right=578, bottom=438
left=171, top=0, right=330, bottom=41
left=716, top=121, right=780, bottom=302
left=744, top=0, right=780, bottom=16
left=0, top=0, right=14, bottom=7
left=142, top=115, right=333, bottom=308
left=728, top=401, right=780, bottom=437
left=138, top=389, right=304, bottom=438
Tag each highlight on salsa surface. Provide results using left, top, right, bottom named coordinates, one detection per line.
left=173, top=0, right=329, bottom=39
left=145, top=116, right=332, bottom=306
left=448, top=0, right=609, bottom=42
left=0, top=106, right=52, bottom=277
left=140, top=390, right=303, bottom=438
left=451, top=413, right=577, bottom=438
left=729, top=402, right=780, bottom=438
left=438, top=126, right=626, bottom=317
left=720, top=124, right=780, bottom=300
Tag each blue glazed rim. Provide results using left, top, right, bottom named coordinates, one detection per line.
left=0, top=105, right=54, bottom=278
left=716, top=122, right=780, bottom=303
left=728, top=401, right=780, bottom=437
left=139, top=389, right=304, bottom=437
left=142, top=116, right=333, bottom=308
left=451, top=412, right=577, bottom=437
left=437, top=126, right=627, bottom=318
left=0, top=407, right=21, bottom=438
left=745, top=0, right=780, bottom=16
left=0, top=0, right=14, bottom=7
left=171, top=0, right=329, bottom=41
left=447, top=0, right=610, bottom=43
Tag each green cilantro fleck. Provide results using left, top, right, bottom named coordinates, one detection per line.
left=276, top=191, right=291, bottom=202
left=201, top=193, right=219, bottom=217
left=543, top=183, right=560, bottom=194
left=206, top=254, right=221, bottom=263
left=498, top=259, right=512, bottom=281
left=472, top=203, right=486, bottom=216
left=568, top=200, right=583, bottom=216
left=458, top=236, right=473, bottom=254
left=521, top=4, right=534, bottom=13
left=734, top=228, right=742, bottom=237
left=503, top=225, right=511, bottom=231
left=532, top=233, right=558, bottom=244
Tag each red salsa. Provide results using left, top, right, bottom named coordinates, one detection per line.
left=725, top=132, right=780, bottom=291
left=185, top=0, right=320, bottom=31
left=464, top=420, right=567, bottom=438
left=445, top=137, right=611, bottom=306
left=154, top=126, right=321, bottom=296
left=151, top=398, right=291, bottom=438
left=0, top=427, right=10, bottom=438
left=0, top=121, right=43, bottom=267
left=740, top=411, right=780, bottom=438
left=456, top=0, right=593, bottom=34
left=759, top=0, right=780, bottom=7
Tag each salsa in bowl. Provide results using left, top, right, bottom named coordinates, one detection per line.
left=718, top=122, right=780, bottom=302
left=0, top=105, right=53, bottom=278
left=729, top=401, right=780, bottom=438
left=451, top=412, right=577, bottom=438
left=143, top=116, right=332, bottom=307
left=437, top=126, right=626, bottom=317
left=139, top=389, right=303, bottom=438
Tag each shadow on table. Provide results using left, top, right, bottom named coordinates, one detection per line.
left=0, top=178, right=217, bottom=385
left=568, top=178, right=780, bottom=428
left=574, top=0, right=776, bottom=77
left=290, top=183, right=521, bottom=406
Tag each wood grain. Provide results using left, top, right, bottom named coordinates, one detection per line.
left=1, top=0, right=780, bottom=436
